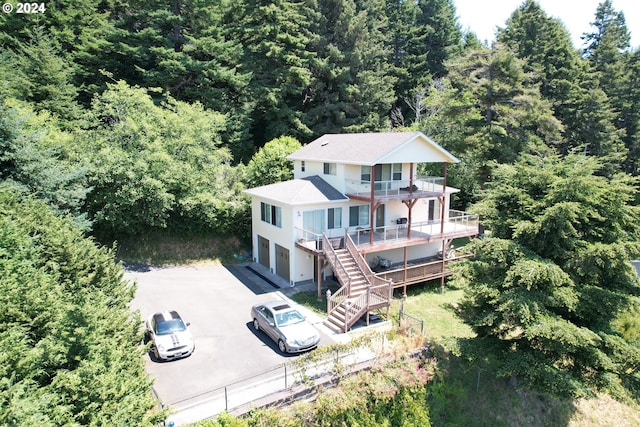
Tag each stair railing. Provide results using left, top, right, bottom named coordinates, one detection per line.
left=323, top=234, right=352, bottom=314
left=345, top=231, right=393, bottom=306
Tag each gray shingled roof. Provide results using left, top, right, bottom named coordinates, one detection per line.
left=244, top=176, right=348, bottom=206
left=287, top=131, right=458, bottom=165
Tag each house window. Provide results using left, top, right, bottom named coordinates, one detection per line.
left=303, top=210, right=324, bottom=234
left=392, top=163, right=402, bottom=181
left=328, top=207, right=342, bottom=229
left=349, top=205, right=370, bottom=227
left=260, top=202, right=282, bottom=228
left=301, top=161, right=305, bottom=172
left=374, top=164, right=402, bottom=182
left=428, top=199, right=440, bottom=221
left=323, top=162, right=337, bottom=175
left=361, top=166, right=371, bottom=182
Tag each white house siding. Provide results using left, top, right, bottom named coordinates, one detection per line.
left=250, top=197, right=295, bottom=280
left=293, top=200, right=350, bottom=284
left=293, top=160, right=346, bottom=193
left=377, top=135, right=458, bottom=164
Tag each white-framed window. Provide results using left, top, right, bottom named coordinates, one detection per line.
left=361, top=165, right=371, bottom=182
left=301, top=161, right=305, bottom=172
left=392, top=163, right=402, bottom=181
left=328, top=207, right=342, bottom=229
left=323, top=162, right=337, bottom=175
left=374, top=163, right=402, bottom=182
left=303, top=209, right=324, bottom=234
left=349, top=205, right=370, bottom=227
left=260, top=202, right=282, bottom=228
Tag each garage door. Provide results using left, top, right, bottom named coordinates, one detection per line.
left=258, top=235, right=269, bottom=269
left=275, top=244, right=290, bottom=282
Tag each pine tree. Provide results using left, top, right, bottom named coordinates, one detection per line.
left=498, top=1, right=626, bottom=168
left=0, top=98, right=90, bottom=230
left=304, top=0, right=396, bottom=135
left=581, top=0, right=633, bottom=171
left=0, top=189, right=160, bottom=425
left=456, top=152, right=640, bottom=398
left=0, top=28, right=81, bottom=123
left=445, top=44, right=563, bottom=167
left=230, top=0, right=318, bottom=146
left=386, top=0, right=462, bottom=124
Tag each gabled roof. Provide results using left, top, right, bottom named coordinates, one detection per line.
left=287, top=131, right=459, bottom=165
left=244, top=176, right=349, bottom=206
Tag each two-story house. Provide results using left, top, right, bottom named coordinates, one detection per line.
left=245, top=131, right=479, bottom=333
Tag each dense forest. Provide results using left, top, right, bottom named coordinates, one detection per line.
left=1, top=0, right=640, bottom=424
left=1, top=0, right=639, bottom=236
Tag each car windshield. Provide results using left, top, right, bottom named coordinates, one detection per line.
left=275, top=309, right=305, bottom=327
left=155, top=319, right=187, bottom=335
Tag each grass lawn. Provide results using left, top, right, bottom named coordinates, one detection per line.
left=293, top=280, right=640, bottom=427
left=390, top=283, right=474, bottom=344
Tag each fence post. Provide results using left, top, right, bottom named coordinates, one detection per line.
left=224, top=386, right=228, bottom=412
left=326, top=289, right=332, bottom=312
left=284, top=365, right=288, bottom=389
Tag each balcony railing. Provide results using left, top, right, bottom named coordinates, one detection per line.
left=350, top=210, right=479, bottom=246
left=345, top=176, right=445, bottom=199
left=295, top=228, right=344, bottom=251
left=296, top=211, right=479, bottom=250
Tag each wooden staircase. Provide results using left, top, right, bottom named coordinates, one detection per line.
left=323, top=232, right=393, bottom=333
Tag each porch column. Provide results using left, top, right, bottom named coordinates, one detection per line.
left=440, top=162, right=448, bottom=293
left=408, top=162, right=414, bottom=239
left=370, top=164, right=376, bottom=245
left=317, top=254, right=323, bottom=301
left=403, top=246, right=408, bottom=296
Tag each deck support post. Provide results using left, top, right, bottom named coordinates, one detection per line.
left=317, top=254, right=323, bottom=301
left=369, top=165, right=376, bottom=246
left=439, top=162, right=448, bottom=293
left=403, top=246, right=408, bottom=296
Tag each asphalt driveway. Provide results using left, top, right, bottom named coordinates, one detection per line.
left=126, top=263, right=333, bottom=407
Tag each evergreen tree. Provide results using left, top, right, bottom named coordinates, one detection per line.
left=103, top=0, right=253, bottom=161
left=386, top=0, right=462, bottom=125
left=0, top=28, right=80, bottom=123
left=445, top=44, right=563, bottom=168
left=230, top=0, right=318, bottom=146
left=456, top=152, right=640, bottom=399
left=498, top=1, right=626, bottom=167
left=304, top=0, right=396, bottom=135
left=582, top=0, right=634, bottom=171
left=0, top=0, right=124, bottom=105
left=623, top=50, right=640, bottom=175
left=0, top=98, right=90, bottom=230
left=0, top=189, right=160, bottom=425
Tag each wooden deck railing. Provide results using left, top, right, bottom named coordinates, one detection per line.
left=323, top=234, right=352, bottom=295
left=375, top=253, right=473, bottom=288
left=325, top=232, right=393, bottom=332
left=345, top=231, right=392, bottom=299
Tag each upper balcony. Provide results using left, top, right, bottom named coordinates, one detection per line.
left=295, top=210, right=480, bottom=255
left=350, top=210, right=479, bottom=253
left=345, top=176, right=446, bottom=202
